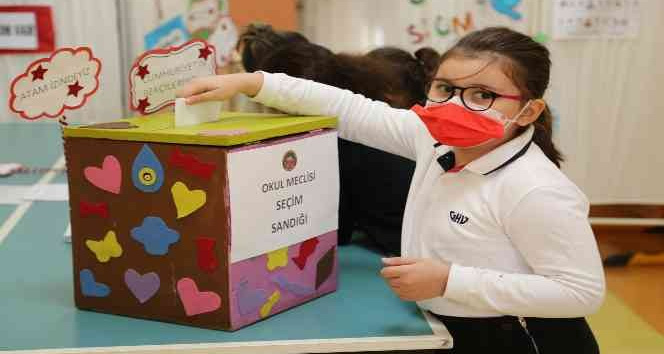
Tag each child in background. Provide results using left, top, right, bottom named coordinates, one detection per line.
left=238, top=23, right=440, bottom=255
left=180, top=27, right=605, bottom=353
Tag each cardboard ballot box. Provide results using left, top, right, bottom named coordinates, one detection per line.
left=62, top=112, right=339, bottom=331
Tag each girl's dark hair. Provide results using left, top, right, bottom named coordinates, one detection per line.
left=367, top=46, right=440, bottom=106
left=253, top=41, right=391, bottom=104
left=237, top=25, right=439, bottom=109
left=442, top=27, right=563, bottom=167
left=237, top=23, right=309, bottom=72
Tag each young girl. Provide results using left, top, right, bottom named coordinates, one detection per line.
left=178, top=27, right=605, bottom=353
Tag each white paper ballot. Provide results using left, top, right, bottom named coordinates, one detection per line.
left=174, top=97, right=222, bottom=127
left=24, top=183, right=69, bottom=201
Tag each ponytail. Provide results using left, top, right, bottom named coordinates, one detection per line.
left=414, top=47, right=440, bottom=84
left=530, top=104, right=563, bottom=167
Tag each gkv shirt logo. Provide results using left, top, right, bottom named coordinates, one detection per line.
left=449, top=211, right=469, bottom=225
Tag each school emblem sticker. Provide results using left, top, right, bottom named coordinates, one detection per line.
left=282, top=150, right=297, bottom=172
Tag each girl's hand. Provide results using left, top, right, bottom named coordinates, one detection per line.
left=176, top=72, right=264, bottom=105
left=380, top=257, right=450, bottom=301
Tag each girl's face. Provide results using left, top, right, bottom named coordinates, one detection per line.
left=428, top=55, right=543, bottom=148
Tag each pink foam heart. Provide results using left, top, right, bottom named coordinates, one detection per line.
left=176, top=277, right=221, bottom=316
left=84, top=155, right=122, bottom=194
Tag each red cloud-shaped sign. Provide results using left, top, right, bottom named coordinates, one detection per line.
left=8, top=46, right=101, bottom=120
left=129, top=39, right=216, bottom=115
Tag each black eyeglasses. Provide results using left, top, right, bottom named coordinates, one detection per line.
left=427, top=81, right=522, bottom=111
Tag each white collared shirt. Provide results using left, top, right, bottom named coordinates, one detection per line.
left=254, top=72, right=605, bottom=318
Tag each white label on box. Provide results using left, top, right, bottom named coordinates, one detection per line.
left=0, top=13, right=38, bottom=49
left=227, top=131, right=339, bottom=263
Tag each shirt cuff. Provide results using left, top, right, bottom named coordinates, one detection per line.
left=251, top=71, right=279, bottom=106
left=443, top=263, right=477, bottom=302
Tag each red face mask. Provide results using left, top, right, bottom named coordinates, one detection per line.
left=411, top=97, right=509, bottom=148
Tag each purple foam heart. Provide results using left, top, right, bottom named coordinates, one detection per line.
left=124, top=269, right=160, bottom=304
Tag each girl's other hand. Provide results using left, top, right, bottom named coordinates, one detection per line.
left=380, top=257, right=450, bottom=301
left=176, top=72, right=264, bottom=105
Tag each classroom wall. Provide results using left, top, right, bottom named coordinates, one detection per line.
left=229, top=0, right=297, bottom=31
left=299, top=0, right=664, bottom=205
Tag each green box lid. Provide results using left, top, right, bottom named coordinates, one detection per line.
left=63, top=111, right=337, bottom=147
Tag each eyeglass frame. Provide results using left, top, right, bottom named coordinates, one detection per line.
left=426, top=81, right=523, bottom=112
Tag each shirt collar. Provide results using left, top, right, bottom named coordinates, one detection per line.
left=463, top=125, right=535, bottom=176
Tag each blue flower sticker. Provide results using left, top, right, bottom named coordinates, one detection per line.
left=131, top=216, right=180, bottom=255
left=132, top=144, right=164, bottom=193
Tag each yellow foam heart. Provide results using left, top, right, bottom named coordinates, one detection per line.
left=260, top=290, right=281, bottom=318
left=86, top=231, right=123, bottom=263
left=267, top=247, right=289, bottom=271
left=171, top=181, right=207, bottom=219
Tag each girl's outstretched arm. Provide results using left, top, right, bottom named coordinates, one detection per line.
left=178, top=72, right=433, bottom=161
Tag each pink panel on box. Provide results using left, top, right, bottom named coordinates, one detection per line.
left=229, top=231, right=338, bottom=329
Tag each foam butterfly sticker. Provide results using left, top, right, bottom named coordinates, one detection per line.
left=79, top=200, right=109, bottom=218
left=169, top=148, right=216, bottom=179
left=85, top=230, right=123, bottom=263
left=132, top=144, right=164, bottom=193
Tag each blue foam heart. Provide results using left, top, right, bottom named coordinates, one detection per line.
left=131, top=216, right=180, bottom=255
left=132, top=144, right=164, bottom=193
left=491, top=0, right=522, bottom=20
left=80, top=269, right=110, bottom=297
